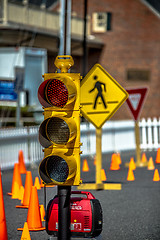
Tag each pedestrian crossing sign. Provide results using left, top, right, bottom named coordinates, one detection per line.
left=80, top=64, right=128, bottom=128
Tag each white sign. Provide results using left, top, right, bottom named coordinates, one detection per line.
left=128, top=94, right=141, bottom=110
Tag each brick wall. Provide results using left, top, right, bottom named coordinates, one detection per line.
left=72, top=0, right=160, bottom=120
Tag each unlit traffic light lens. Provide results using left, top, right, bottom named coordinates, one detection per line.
left=46, top=117, right=69, bottom=144
left=46, top=79, right=68, bottom=107
left=46, top=156, right=69, bottom=183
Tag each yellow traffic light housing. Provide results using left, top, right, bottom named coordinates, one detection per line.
left=39, top=112, right=78, bottom=148
left=38, top=75, right=77, bottom=109
left=39, top=148, right=78, bottom=185
left=38, top=56, right=81, bottom=186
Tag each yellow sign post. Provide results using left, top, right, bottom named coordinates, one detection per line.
left=96, top=128, right=102, bottom=187
left=135, top=121, right=141, bottom=166
left=79, top=64, right=128, bottom=190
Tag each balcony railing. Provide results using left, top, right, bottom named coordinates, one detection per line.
left=0, top=1, right=89, bottom=37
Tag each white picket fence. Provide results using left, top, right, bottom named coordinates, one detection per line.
left=140, top=118, right=160, bottom=150
left=0, top=118, right=160, bottom=169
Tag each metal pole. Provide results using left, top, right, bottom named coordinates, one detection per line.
left=3, top=0, right=8, bottom=24
left=58, top=3, right=71, bottom=238
left=58, top=186, right=71, bottom=240
left=96, top=128, right=103, bottom=188
left=16, top=92, right=21, bottom=127
left=59, top=0, right=65, bottom=55
left=66, top=0, right=71, bottom=56
left=82, top=0, right=88, bottom=77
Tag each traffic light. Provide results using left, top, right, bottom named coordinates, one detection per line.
left=38, top=55, right=81, bottom=186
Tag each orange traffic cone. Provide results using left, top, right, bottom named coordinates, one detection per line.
left=11, top=181, right=20, bottom=199
left=127, top=168, right=135, bottom=181
left=0, top=169, right=8, bottom=240
left=117, top=153, right=122, bottom=165
left=141, top=152, right=147, bottom=163
left=153, top=169, right=160, bottom=181
left=18, top=150, right=27, bottom=174
left=101, top=169, right=107, bottom=181
left=20, top=222, right=31, bottom=240
left=17, top=186, right=45, bottom=231
left=34, top=177, right=41, bottom=190
left=26, top=186, right=45, bottom=230
left=82, top=159, right=89, bottom=172
left=8, top=163, right=22, bottom=196
left=110, top=153, right=120, bottom=170
left=18, top=186, right=24, bottom=201
left=40, top=204, right=45, bottom=222
left=129, top=157, right=136, bottom=170
left=155, top=148, right=160, bottom=164
left=147, top=157, right=155, bottom=170
left=16, top=171, right=33, bottom=208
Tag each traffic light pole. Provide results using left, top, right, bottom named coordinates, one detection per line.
left=58, top=186, right=71, bottom=240
left=58, top=1, right=72, bottom=237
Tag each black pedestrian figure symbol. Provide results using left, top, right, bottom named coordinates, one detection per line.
left=89, top=75, right=107, bottom=109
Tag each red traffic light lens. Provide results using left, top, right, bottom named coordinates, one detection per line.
left=46, top=79, right=68, bottom=107
left=46, top=117, right=69, bottom=145
left=46, top=156, right=69, bottom=183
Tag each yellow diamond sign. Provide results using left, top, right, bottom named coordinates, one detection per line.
left=80, top=64, right=128, bottom=128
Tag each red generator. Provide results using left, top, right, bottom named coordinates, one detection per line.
left=46, top=191, right=103, bottom=238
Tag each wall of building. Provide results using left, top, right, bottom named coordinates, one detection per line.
left=72, top=0, right=160, bottom=120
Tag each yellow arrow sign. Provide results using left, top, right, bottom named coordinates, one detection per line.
left=80, top=64, right=128, bottom=128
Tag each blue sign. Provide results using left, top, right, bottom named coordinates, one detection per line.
left=0, top=81, right=17, bottom=101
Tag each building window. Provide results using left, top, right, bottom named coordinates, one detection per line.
left=92, top=12, right=112, bottom=33
left=127, top=69, right=150, bottom=81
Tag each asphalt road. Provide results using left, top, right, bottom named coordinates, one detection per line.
left=1, top=150, right=160, bottom=240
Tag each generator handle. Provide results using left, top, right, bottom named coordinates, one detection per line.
left=71, top=191, right=95, bottom=200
